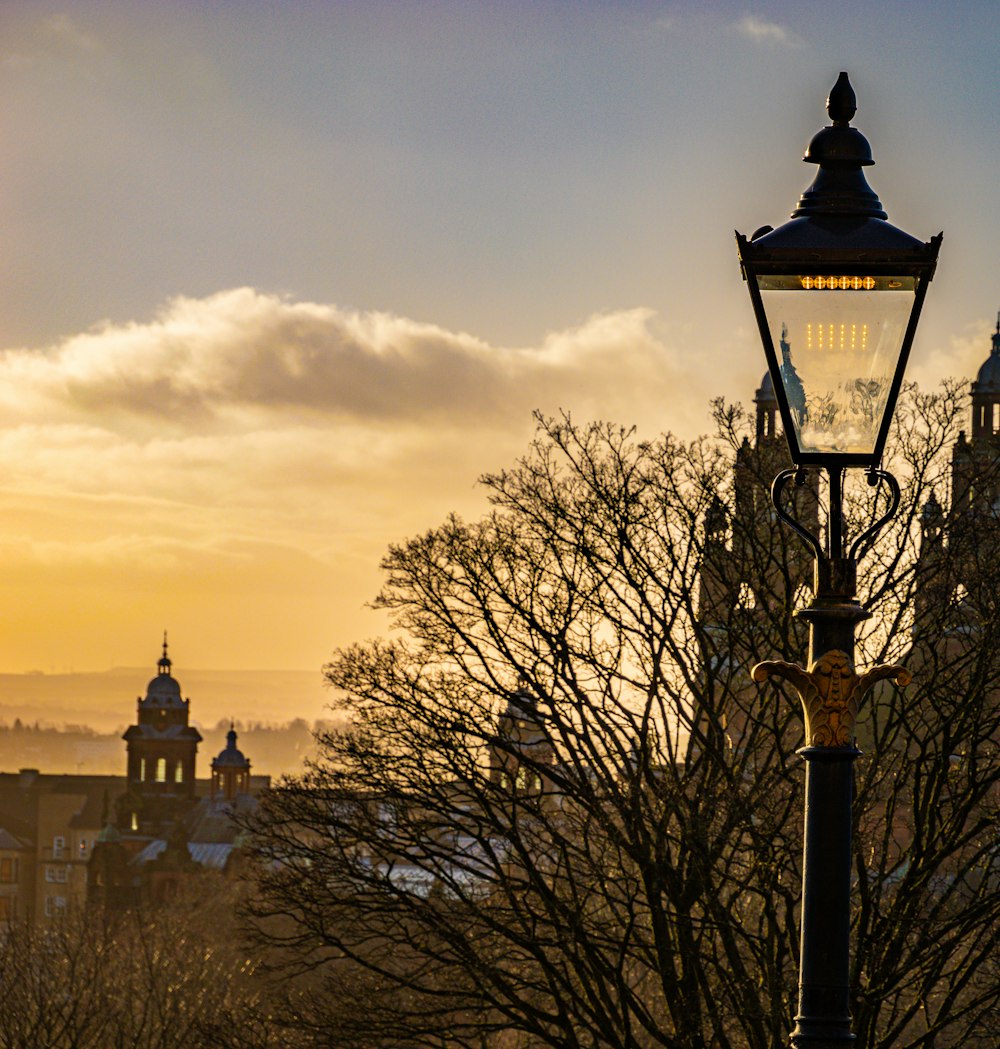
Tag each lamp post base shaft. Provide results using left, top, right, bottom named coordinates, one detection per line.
left=788, top=746, right=859, bottom=1048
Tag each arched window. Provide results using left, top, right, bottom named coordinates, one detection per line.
left=737, top=582, right=757, bottom=610
left=155, top=758, right=166, bottom=783
left=174, top=762, right=183, bottom=784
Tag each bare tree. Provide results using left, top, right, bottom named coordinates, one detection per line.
left=248, top=389, right=1000, bottom=1048
left=0, top=879, right=290, bottom=1049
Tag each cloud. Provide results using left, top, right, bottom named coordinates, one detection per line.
left=732, top=14, right=804, bottom=48
left=0, top=288, right=733, bottom=572
left=43, top=14, right=101, bottom=52
left=908, top=317, right=993, bottom=394
left=0, top=288, right=709, bottom=437
left=0, top=289, right=744, bottom=672
left=1, top=13, right=102, bottom=70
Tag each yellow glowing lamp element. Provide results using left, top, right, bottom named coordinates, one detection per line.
left=806, top=321, right=869, bottom=351
left=800, top=276, right=878, bottom=290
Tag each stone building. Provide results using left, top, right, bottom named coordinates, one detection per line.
left=211, top=723, right=252, bottom=800
left=912, top=316, right=1000, bottom=643
left=119, top=635, right=202, bottom=836
left=697, top=316, right=1000, bottom=749
left=0, top=639, right=268, bottom=923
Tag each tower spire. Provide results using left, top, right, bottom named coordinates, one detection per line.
left=158, top=631, right=172, bottom=675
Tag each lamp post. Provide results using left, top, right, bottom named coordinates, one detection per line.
left=736, top=74, right=941, bottom=1047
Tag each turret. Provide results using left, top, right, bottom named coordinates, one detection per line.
left=120, top=635, right=202, bottom=834
left=970, top=313, right=1000, bottom=442
left=211, top=724, right=252, bottom=800
left=754, top=370, right=778, bottom=440
left=491, top=682, right=553, bottom=795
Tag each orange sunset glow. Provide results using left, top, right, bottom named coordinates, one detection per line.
left=0, top=2, right=995, bottom=730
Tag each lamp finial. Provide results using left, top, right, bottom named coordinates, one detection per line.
left=827, top=72, right=857, bottom=124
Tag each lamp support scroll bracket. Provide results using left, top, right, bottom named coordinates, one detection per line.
left=848, top=468, right=900, bottom=561
left=771, top=466, right=901, bottom=566
left=771, top=468, right=824, bottom=562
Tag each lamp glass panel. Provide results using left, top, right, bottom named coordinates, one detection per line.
left=757, top=275, right=915, bottom=456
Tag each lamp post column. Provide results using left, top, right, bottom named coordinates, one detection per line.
left=753, top=480, right=910, bottom=1048
left=736, top=72, right=941, bottom=1044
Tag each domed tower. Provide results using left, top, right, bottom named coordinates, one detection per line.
left=911, top=491, right=948, bottom=641
left=970, top=314, right=1000, bottom=442
left=87, top=819, right=136, bottom=910
left=211, top=724, right=251, bottom=800
left=491, top=683, right=554, bottom=796
left=908, top=314, right=1000, bottom=649
left=698, top=494, right=736, bottom=629
left=121, top=635, right=202, bottom=833
left=754, top=370, right=779, bottom=441
left=953, top=315, right=1000, bottom=515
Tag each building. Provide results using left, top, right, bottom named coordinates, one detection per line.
left=0, top=640, right=268, bottom=924
left=490, top=683, right=554, bottom=796
left=211, top=723, right=253, bottom=800
left=694, top=316, right=1000, bottom=754
left=118, top=635, right=203, bottom=836
left=0, top=770, right=124, bottom=925
left=911, top=315, right=1000, bottom=644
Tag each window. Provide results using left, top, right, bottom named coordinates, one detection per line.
left=44, top=865, right=68, bottom=884
left=44, top=895, right=67, bottom=918
left=52, top=836, right=65, bottom=859
left=155, top=757, right=166, bottom=783
left=0, top=896, right=15, bottom=921
left=130, top=812, right=138, bottom=831
left=139, top=757, right=146, bottom=781
left=0, top=858, right=17, bottom=883
left=78, top=839, right=87, bottom=856
left=737, top=582, right=757, bottom=610
left=174, top=762, right=183, bottom=784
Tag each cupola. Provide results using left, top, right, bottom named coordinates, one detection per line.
left=211, top=724, right=251, bottom=800
left=970, top=313, right=1000, bottom=440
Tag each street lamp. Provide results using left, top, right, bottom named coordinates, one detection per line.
left=736, top=73, right=941, bottom=1047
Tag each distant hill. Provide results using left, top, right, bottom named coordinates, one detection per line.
left=0, top=717, right=339, bottom=779
left=0, top=667, right=335, bottom=733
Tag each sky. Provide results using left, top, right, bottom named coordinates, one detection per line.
left=0, top=1, right=996, bottom=692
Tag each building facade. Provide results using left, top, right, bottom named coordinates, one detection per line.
left=119, top=636, right=202, bottom=836
left=0, top=640, right=268, bottom=924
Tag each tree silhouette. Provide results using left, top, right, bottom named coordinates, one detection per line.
left=248, top=387, right=1000, bottom=1048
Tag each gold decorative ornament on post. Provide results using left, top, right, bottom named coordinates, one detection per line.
left=752, top=651, right=910, bottom=749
